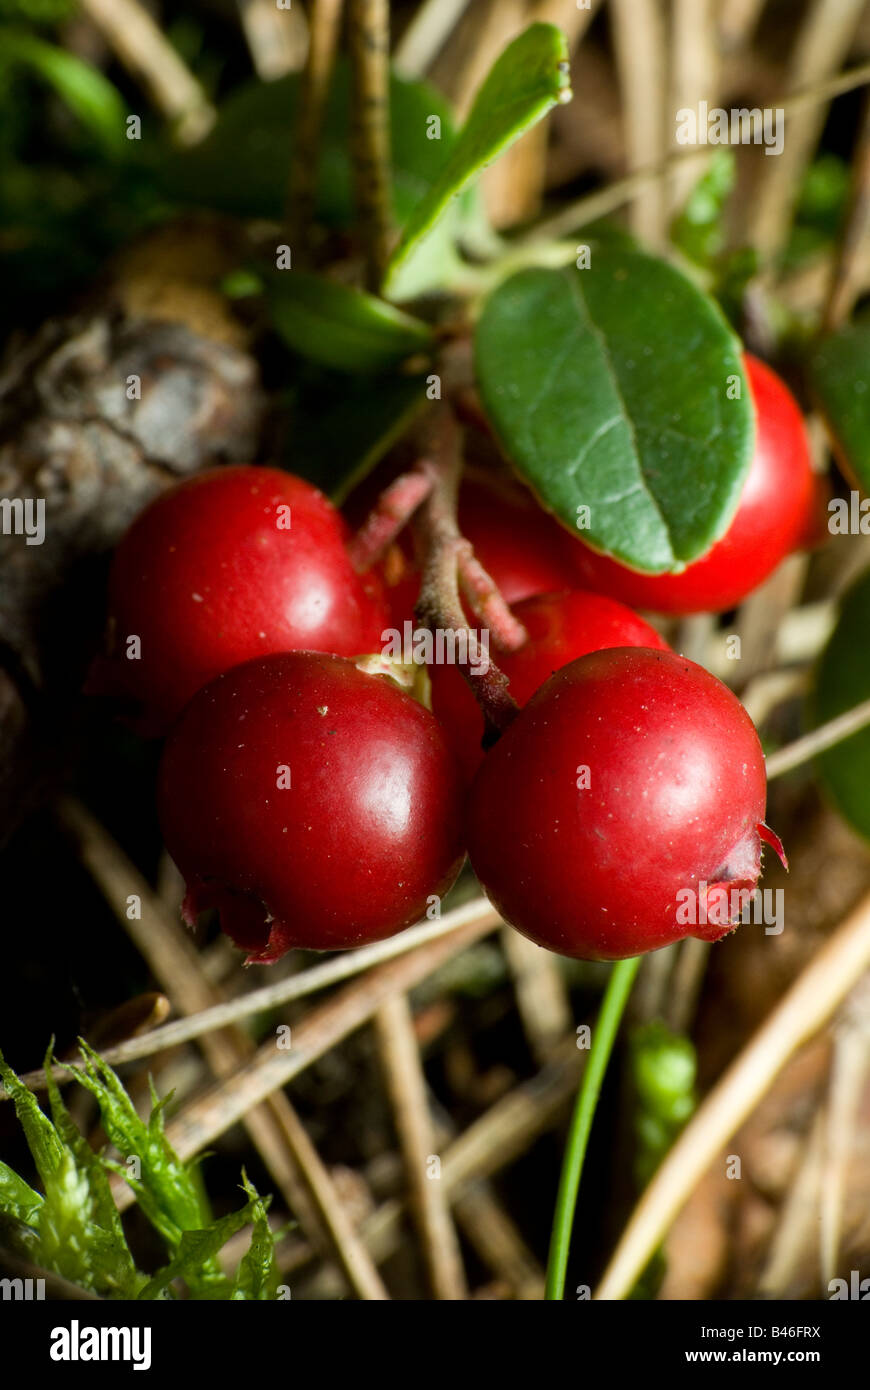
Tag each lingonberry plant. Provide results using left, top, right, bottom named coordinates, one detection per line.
left=9, top=0, right=864, bottom=1314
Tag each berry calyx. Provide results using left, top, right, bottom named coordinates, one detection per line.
left=90, top=466, right=389, bottom=733
left=563, top=356, right=818, bottom=614
left=157, top=650, right=466, bottom=962
left=467, top=647, right=782, bottom=960
left=430, top=589, right=669, bottom=781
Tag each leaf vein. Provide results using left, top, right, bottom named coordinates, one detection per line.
left=563, top=270, right=673, bottom=553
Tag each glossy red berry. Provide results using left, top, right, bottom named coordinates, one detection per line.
left=468, top=648, right=784, bottom=961
left=430, top=589, right=669, bottom=781
left=157, top=651, right=466, bottom=962
left=91, top=466, right=389, bottom=733
left=564, top=356, right=818, bottom=614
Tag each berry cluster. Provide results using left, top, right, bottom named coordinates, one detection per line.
left=92, top=355, right=809, bottom=965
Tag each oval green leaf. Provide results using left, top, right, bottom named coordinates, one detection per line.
left=474, top=248, right=754, bottom=572
left=269, top=272, right=431, bottom=374
left=810, top=320, right=870, bottom=490
left=383, top=23, right=571, bottom=297
left=812, top=565, right=870, bottom=840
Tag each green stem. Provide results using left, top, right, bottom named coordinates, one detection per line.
left=545, top=956, right=641, bottom=1301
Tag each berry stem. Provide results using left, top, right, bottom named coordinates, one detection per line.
left=412, top=404, right=520, bottom=741
left=545, top=955, right=641, bottom=1301
left=286, top=0, right=345, bottom=258
left=348, top=0, right=393, bottom=291
left=348, top=468, right=433, bottom=573
left=457, top=543, right=528, bottom=653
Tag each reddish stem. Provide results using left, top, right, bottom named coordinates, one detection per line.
left=348, top=468, right=433, bottom=573
left=411, top=405, right=520, bottom=743
left=458, top=544, right=528, bottom=653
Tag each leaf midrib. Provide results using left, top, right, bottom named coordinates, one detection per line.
left=562, top=266, right=673, bottom=559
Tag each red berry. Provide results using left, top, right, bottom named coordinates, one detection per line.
left=157, top=651, right=466, bottom=961
left=430, top=589, right=669, bottom=781
left=380, top=544, right=422, bottom=631
left=91, top=466, right=389, bottom=733
left=564, top=356, right=817, bottom=614
left=467, top=648, right=783, bottom=960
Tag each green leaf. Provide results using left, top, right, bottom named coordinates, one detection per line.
left=160, top=74, right=296, bottom=216
left=2, top=30, right=126, bottom=156
left=231, top=1174, right=279, bottom=1300
left=671, top=150, right=736, bottom=268
left=268, top=272, right=432, bottom=374
left=474, top=248, right=754, bottom=572
left=810, top=321, right=870, bottom=491
left=138, top=1198, right=260, bottom=1301
left=384, top=23, right=571, bottom=296
left=386, top=219, right=470, bottom=304
left=812, top=566, right=870, bottom=839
